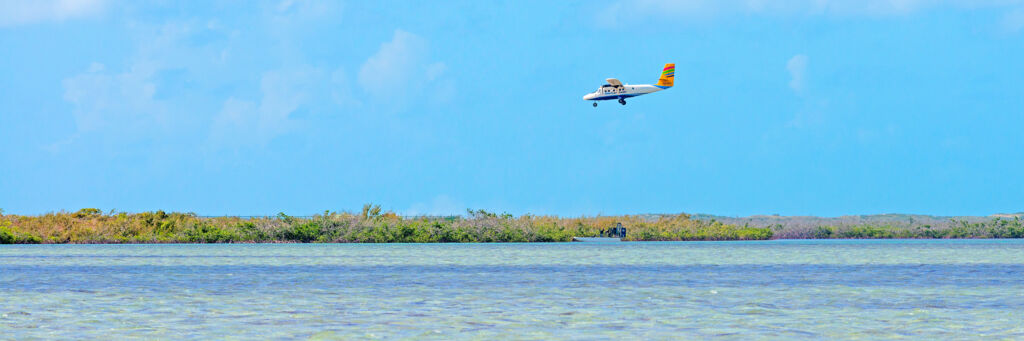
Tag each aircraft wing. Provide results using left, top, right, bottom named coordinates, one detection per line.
left=605, top=78, right=622, bottom=86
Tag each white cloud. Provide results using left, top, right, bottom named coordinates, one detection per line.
left=1001, top=8, right=1024, bottom=32
left=786, top=55, right=826, bottom=128
left=358, top=30, right=453, bottom=106
left=0, top=0, right=106, bottom=27
left=210, top=98, right=258, bottom=146
left=599, top=0, right=1024, bottom=24
left=54, top=19, right=253, bottom=155
left=405, top=195, right=464, bottom=216
left=274, top=0, right=337, bottom=16
left=262, top=0, right=344, bottom=56
left=359, top=30, right=428, bottom=97
left=62, top=61, right=163, bottom=132
left=57, top=17, right=348, bottom=152
left=54, top=7, right=452, bottom=155
left=425, top=62, right=446, bottom=81
left=787, top=54, right=809, bottom=94
left=787, top=99, right=829, bottom=128
left=330, top=68, right=361, bottom=108
left=210, top=67, right=324, bottom=148
left=59, top=21, right=214, bottom=137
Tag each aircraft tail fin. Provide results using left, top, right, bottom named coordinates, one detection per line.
left=656, top=63, right=675, bottom=88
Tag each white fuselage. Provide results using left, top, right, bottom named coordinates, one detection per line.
left=582, top=84, right=667, bottom=101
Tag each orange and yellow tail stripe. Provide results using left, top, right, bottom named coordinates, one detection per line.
left=656, top=63, right=675, bottom=88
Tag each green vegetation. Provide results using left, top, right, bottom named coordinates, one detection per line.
left=0, top=219, right=42, bottom=244
left=1, top=207, right=1021, bottom=244
left=0, top=207, right=771, bottom=244
left=805, top=220, right=1024, bottom=239
left=698, top=213, right=1024, bottom=239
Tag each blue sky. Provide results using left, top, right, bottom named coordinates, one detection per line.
left=2, top=0, right=1023, bottom=216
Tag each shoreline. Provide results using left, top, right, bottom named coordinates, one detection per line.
left=3, top=238, right=1023, bottom=245
left=3, top=208, right=1022, bottom=244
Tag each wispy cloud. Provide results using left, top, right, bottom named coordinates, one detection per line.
left=59, top=21, right=214, bottom=140
left=62, top=61, right=162, bottom=132
left=0, top=0, right=107, bottom=27
left=1002, top=8, right=1024, bottom=32
left=210, top=28, right=456, bottom=148
left=210, top=67, right=326, bottom=148
left=785, top=54, right=826, bottom=128
left=359, top=30, right=428, bottom=98
left=53, top=4, right=455, bottom=156
left=787, top=54, right=809, bottom=94
left=599, top=0, right=1024, bottom=25
left=358, top=29, right=454, bottom=107
left=54, top=10, right=330, bottom=152
left=404, top=195, right=464, bottom=216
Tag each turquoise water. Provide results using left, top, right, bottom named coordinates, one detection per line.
left=3, top=240, right=1024, bottom=339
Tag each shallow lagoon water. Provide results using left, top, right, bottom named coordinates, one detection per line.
left=3, top=240, right=1024, bottom=339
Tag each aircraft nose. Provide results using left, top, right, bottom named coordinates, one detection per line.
left=583, top=93, right=594, bottom=100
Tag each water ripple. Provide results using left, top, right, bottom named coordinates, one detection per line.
left=3, top=241, right=1024, bottom=339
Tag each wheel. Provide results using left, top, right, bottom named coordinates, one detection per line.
left=618, top=98, right=626, bottom=105
left=593, top=102, right=598, bottom=107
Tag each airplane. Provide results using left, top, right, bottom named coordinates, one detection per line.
left=583, top=63, right=674, bottom=107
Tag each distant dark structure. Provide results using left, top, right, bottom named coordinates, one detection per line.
left=603, top=223, right=627, bottom=239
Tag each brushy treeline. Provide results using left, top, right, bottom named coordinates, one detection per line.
left=3, top=207, right=1022, bottom=244
left=0, top=206, right=772, bottom=244
left=768, top=219, right=1024, bottom=239
left=693, top=213, right=1024, bottom=239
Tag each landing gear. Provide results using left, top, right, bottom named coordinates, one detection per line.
left=618, top=98, right=626, bottom=105
left=593, top=102, right=598, bottom=107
